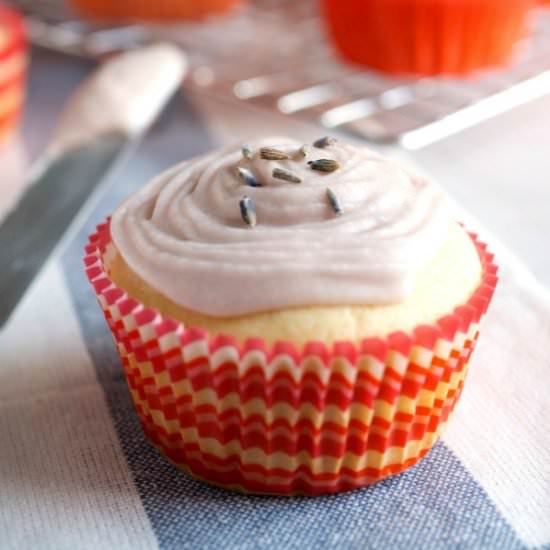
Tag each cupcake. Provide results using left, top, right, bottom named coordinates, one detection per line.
left=321, top=0, right=534, bottom=75
left=85, top=137, right=497, bottom=495
left=0, top=4, right=26, bottom=143
left=71, top=0, right=242, bottom=21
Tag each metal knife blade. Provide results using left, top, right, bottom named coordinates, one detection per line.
left=0, top=43, right=187, bottom=327
left=0, top=133, right=127, bottom=326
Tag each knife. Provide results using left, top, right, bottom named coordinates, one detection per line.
left=0, top=43, right=187, bottom=327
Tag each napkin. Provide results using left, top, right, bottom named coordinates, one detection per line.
left=1, top=116, right=549, bottom=550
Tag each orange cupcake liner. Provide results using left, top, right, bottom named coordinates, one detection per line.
left=71, top=0, right=242, bottom=21
left=0, top=4, right=26, bottom=143
left=85, top=220, right=498, bottom=495
left=322, top=0, right=535, bottom=75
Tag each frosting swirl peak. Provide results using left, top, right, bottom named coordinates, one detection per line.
left=111, top=138, right=449, bottom=316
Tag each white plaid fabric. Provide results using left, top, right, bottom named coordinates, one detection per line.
left=1, top=51, right=549, bottom=550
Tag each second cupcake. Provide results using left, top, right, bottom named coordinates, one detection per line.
left=0, top=4, right=26, bottom=143
left=322, top=0, right=535, bottom=75
left=71, top=0, right=242, bottom=21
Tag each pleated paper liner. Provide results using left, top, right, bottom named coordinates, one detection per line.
left=0, top=4, right=26, bottom=143
left=85, top=220, right=498, bottom=495
left=321, top=0, right=534, bottom=75
left=71, top=0, right=242, bottom=21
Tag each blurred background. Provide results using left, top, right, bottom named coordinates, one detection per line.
left=1, top=0, right=550, bottom=284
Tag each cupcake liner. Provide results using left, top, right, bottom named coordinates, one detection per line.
left=321, top=0, right=534, bottom=75
left=85, top=220, right=498, bottom=495
left=0, top=4, right=26, bottom=143
left=71, top=0, right=242, bottom=21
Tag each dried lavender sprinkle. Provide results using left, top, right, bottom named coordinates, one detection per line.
left=239, top=195, right=256, bottom=227
left=273, top=167, right=302, bottom=184
left=308, top=158, right=340, bottom=172
left=241, top=144, right=253, bottom=159
left=299, top=144, right=310, bottom=158
left=236, top=166, right=261, bottom=187
left=314, top=136, right=337, bottom=149
left=260, top=147, right=291, bottom=160
left=326, top=188, right=343, bottom=216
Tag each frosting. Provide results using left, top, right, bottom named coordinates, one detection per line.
left=51, top=43, right=187, bottom=155
left=111, top=138, right=450, bottom=316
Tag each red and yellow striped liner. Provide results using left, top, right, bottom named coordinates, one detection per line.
left=85, top=220, right=498, bottom=495
left=0, top=4, right=26, bottom=143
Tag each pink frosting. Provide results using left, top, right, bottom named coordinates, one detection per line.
left=111, top=138, right=449, bottom=316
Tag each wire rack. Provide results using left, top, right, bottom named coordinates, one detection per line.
left=8, top=0, right=550, bottom=148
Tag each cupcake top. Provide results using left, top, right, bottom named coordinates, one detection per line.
left=111, top=137, right=450, bottom=317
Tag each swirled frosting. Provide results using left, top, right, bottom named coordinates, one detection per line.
left=111, top=138, right=450, bottom=316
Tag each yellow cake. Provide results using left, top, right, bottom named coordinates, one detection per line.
left=109, top=221, right=480, bottom=345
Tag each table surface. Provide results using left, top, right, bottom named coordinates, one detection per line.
left=1, top=47, right=550, bottom=550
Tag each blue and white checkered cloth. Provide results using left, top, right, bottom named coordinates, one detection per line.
left=1, top=52, right=549, bottom=550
